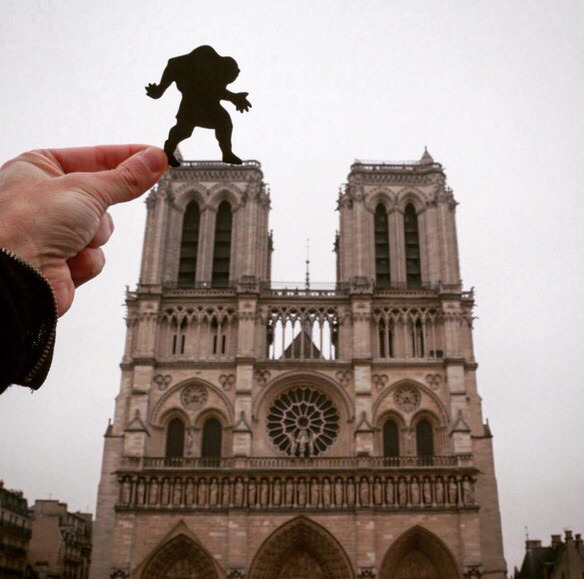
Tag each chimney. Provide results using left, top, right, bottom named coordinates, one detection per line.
left=575, top=534, right=582, bottom=546
left=526, top=540, right=542, bottom=549
left=551, top=534, right=562, bottom=548
left=565, top=530, right=573, bottom=542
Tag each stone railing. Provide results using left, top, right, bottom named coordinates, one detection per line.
left=120, top=455, right=473, bottom=471
left=115, top=471, right=477, bottom=512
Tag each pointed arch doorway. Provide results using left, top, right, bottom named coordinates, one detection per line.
left=140, top=534, right=219, bottom=579
left=248, top=517, right=354, bottom=579
left=379, top=526, right=461, bottom=579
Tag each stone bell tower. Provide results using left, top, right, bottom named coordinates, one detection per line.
left=91, top=153, right=506, bottom=579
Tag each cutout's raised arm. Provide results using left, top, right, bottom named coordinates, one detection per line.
left=145, top=60, right=175, bottom=99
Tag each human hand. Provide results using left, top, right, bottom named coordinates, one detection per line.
left=145, top=83, right=163, bottom=99
left=234, top=92, right=252, bottom=113
left=0, top=145, right=168, bottom=316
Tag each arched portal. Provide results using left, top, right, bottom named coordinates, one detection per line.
left=379, top=526, right=460, bottom=579
left=141, top=534, right=219, bottom=579
left=248, top=517, right=354, bottom=579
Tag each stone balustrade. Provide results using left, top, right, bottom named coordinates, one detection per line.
left=115, top=471, right=477, bottom=511
left=120, top=455, right=473, bottom=471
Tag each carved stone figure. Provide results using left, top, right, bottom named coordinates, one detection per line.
left=161, top=478, right=171, bottom=506
left=360, top=477, right=370, bottom=506
left=385, top=478, right=394, bottom=506
left=398, top=477, right=407, bottom=506
left=272, top=479, right=281, bottom=507
left=221, top=478, right=230, bottom=507
left=234, top=478, right=244, bottom=507
left=410, top=477, right=420, bottom=506
left=297, top=479, right=307, bottom=507
left=335, top=477, right=344, bottom=506
left=121, top=478, right=132, bottom=505
left=136, top=479, right=145, bottom=505
left=322, top=478, right=331, bottom=507
left=260, top=479, right=269, bottom=507
left=209, top=479, right=218, bottom=506
left=149, top=478, right=159, bottom=505
left=185, top=479, right=195, bottom=506
left=248, top=478, right=257, bottom=507
left=198, top=478, right=207, bottom=506
left=185, top=428, right=194, bottom=456
left=173, top=479, right=183, bottom=506
left=310, top=478, right=320, bottom=507
left=448, top=477, right=458, bottom=505
left=435, top=478, right=444, bottom=505
left=423, top=478, right=432, bottom=505
left=462, top=478, right=475, bottom=506
left=373, top=478, right=383, bottom=506
left=346, top=478, right=355, bottom=506
left=285, top=478, right=294, bottom=506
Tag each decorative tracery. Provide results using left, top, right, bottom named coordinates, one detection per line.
left=267, top=387, right=340, bottom=457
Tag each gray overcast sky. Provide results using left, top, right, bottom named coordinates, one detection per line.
left=0, top=0, right=582, bottom=571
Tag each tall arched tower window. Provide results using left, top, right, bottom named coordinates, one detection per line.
left=416, top=419, right=434, bottom=461
left=374, top=204, right=391, bottom=288
left=383, top=419, right=399, bottom=457
left=212, top=201, right=232, bottom=288
left=178, top=201, right=201, bottom=288
left=165, top=418, right=185, bottom=458
left=404, top=204, right=421, bottom=288
left=201, top=418, right=222, bottom=458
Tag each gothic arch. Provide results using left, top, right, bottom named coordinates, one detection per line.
left=174, top=184, right=208, bottom=212
left=248, top=516, right=354, bottom=579
left=378, top=525, right=461, bottom=579
left=395, top=187, right=429, bottom=213
left=252, top=370, right=355, bottom=423
left=364, top=187, right=398, bottom=212
left=372, top=379, right=449, bottom=427
left=134, top=523, right=222, bottom=579
left=151, top=377, right=234, bottom=426
left=207, top=184, right=243, bottom=211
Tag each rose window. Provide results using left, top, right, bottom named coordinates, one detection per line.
left=267, top=387, right=340, bottom=457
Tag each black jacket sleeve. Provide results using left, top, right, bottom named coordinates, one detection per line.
left=0, top=248, right=57, bottom=394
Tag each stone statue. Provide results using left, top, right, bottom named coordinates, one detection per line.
left=136, top=479, right=145, bottom=505
left=222, top=478, right=230, bottom=507
left=360, top=477, right=370, bottom=506
left=260, top=479, right=269, bottom=507
left=410, top=477, right=420, bottom=505
left=234, top=478, right=244, bottom=507
left=173, top=479, right=183, bottom=506
left=335, top=477, right=344, bottom=506
left=423, top=478, right=433, bottom=505
left=311, top=478, right=320, bottom=507
left=435, top=478, right=444, bottom=505
left=248, top=478, right=257, bottom=507
left=297, top=479, right=307, bottom=506
left=322, top=479, right=331, bottom=507
left=285, top=478, right=294, bottom=506
left=198, top=478, right=207, bottom=506
left=398, top=478, right=407, bottom=506
left=121, top=478, right=132, bottom=505
left=373, top=478, right=383, bottom=506
left=272, top=479, right=281, bottom=507
left=346, top=478, right=355, bottom=506
left=385, top=478, right=394, bottom=506
left=462, top=478, right=475, bottom=505
left=209, top=478, right=218, bottom=506
left=149, top=478, right=159, bottom=505
left=448, top=477, right=458, bottom=505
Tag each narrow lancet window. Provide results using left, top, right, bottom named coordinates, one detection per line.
left=212, top=201, right=232, bottom=288
left=416, top=419, right=434, bottom=460
left=178, top=201, right=201, bottom=288
left=404, top=204, right=421, bottom=288
left=165, top=418, right=185, bottom=458
left=201, top=418, right=222, bottom=458
left=383, top=420, right=399, bottom=457
left=374, top=204, right=391, bottom=288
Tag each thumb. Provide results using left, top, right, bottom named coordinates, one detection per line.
left=93, top=147, right=168, bottom=207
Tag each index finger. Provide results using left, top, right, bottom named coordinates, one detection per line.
left=45, top=145, right=152, bottom=174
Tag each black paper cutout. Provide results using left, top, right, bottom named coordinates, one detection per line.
left=146, top=45, right=251, bottom=167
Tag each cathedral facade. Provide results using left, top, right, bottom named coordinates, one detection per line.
left=90, top=152, right=507, bottom=578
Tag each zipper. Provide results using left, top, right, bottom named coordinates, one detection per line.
left=1, top=247, right=58, bottom=388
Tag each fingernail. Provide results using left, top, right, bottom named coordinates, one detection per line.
left=139, top=147, right=166, bottom=173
